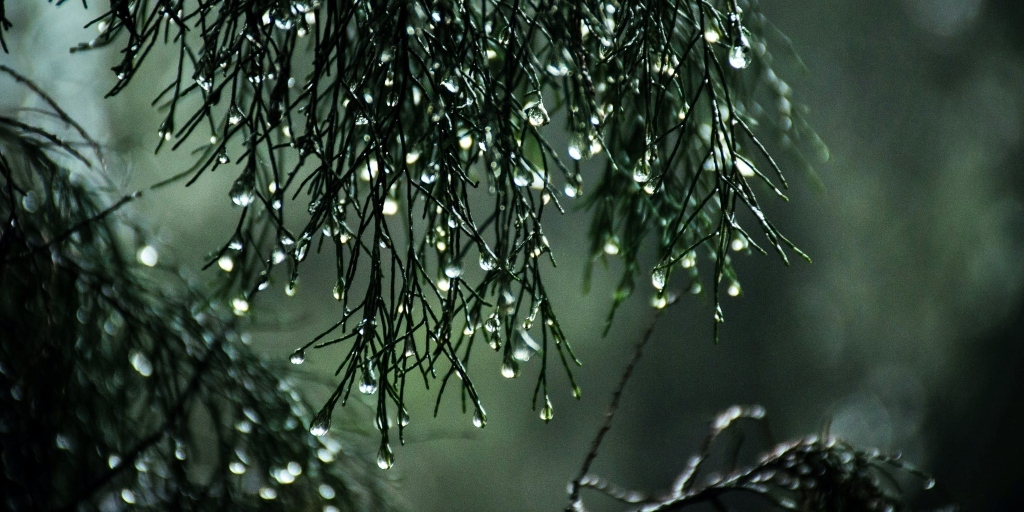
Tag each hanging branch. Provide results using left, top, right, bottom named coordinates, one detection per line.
left=49, top=0, right=826, bottom=458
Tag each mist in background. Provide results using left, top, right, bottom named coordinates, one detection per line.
left=3, top=1, right=1022, bottom=510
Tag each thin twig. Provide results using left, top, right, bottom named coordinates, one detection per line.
left=567, top=305, right=670, bottom=510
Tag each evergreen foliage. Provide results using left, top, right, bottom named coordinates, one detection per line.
left=0, top=1, right=941, bottom=511
left=0, top=66, right=393, bottom=510
left=8, top=0, right=822, bottom=450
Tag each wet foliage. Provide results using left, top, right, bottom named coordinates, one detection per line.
left=570, top=406, right=937, bottom=512
left=0, top=66, right=395, bottom=510
left=0, top=0, right=827, bottom=457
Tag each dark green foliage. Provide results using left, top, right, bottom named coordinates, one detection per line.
left=571, top=406, right=935, bottom=511
left=8, top=0, right=824, bottom=453
left=0, top=67, right=394, bottom=510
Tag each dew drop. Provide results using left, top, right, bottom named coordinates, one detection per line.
left=479, top=252, right=497, bottom=271
left=259, top=487, right=277, bottom=500
left=729, top=42, right=752, bottom=69
left=382, top=196, right=399, bottom=215
left=359, top=364, right=379, bottom=394
left=228, top=104, right=244, bottom=125
left=632, top=160, right=652, bottom=183
left=472, top=407, right=487, bottom=428
left=603, top=236, right=620, bottom=255
left=727, top=282, right=741, bottom=297
left=441, top=77, right=459, bottom=93
left=229, top=461, right=247, bottom=474
left=130, top=351, right=153, bottom=377
left=525, top=103, right=550, bottom=127
left=229, top=174, right=256, bottom=207
left=231, top=297, right=249, bottom=315
left=294, top=236, right=310, bottom=261
left=567, top=139, right=584, bottom=161
left=399, top=408, right=410, bottom=427
left=484, top=313, right=500, bottom=333
left=539, top=395, right=554, bottom=422
left=290, top=349, right=305, bottom=365
left=651, top=267, right=667, bottom=290
left=218, top=254, right=234, bottom=272
left=377, top=443, right=394, bottom=469
left=309, top=408, right=331, bottom=436
left=136, top=245, right=159, bottom=267
left=500, top=360, right=519, bottom=378
left=444, top=262, right=463, bottom=279
left=121, top=489, right=136, bottom=504
left=924, top=478, right=936, bottom=490
left=319, top=483, right=336, bottom=499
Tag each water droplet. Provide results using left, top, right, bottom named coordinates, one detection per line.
left=309, top=408, right=331, bottom=436
left=633, top=160, right=652, bottom=183
left=381, top=46, right=395, bottom=63
left=500, top=359, right=519, bottom=378
left=572, top=385, right=582, bottom=399
left=228, top=104, right=244, bottom=125
left=382, top=196, right=399, bottom=215
left=137, top=245, right=159, bottom=267
left=484, top=313, right=500, bottom=333
left=108, top=454, right=121, bottom=468
left=275, top=17, right=293, bottom=30
left=218, top=254, right=234, bottom=272
left=232, top=297, right=250, bottom=315
left=444, top=262, right=463, bottom=279
left=525, top=103, right=550, bottom=127
left=294, top=236, right=310, bottom=261
left=603, top=236, right=620, bottom=255
left=727, top=282, right=741, bottom=297
left=924, top=478, right=936, bottom=490
left=479, top=252, right=497, bottom=271
left=359, top=364, right=378, bottom=394
left=130, top=351, right=153, bottom=377
left=285, top=278, right=298, bottom=297
left=567, top=137, right=585, bottom=161
left=405, top=149, right=421, bottom=164
left=730, top=234, right=748, bottom=251
left=651, top=267, right=667, bottom=290
left=259, top=487, right=277, bottom=500
left=399, top=408, right=410, bottom=427
left=272, top=467, right=295, bottom=484
left=704, top=28, right=720, bottom=44
left=729, top=41, right=752, bottom=69
left=121, top=489, right=136, bottom=504
left=377, top=443, right=394, bottom=469
left=332, top=282, right=345, bottom=301
left=290, top=349, right=305, bottom=364
left=229, top=174, right=256, bottom=207
left=472, top=407, right=487, bottom=428
left=441, top=77, right=459, bottom=93
left=229, top=461, right=246, bottom=474
left=539, top=396, right=553, bottom=422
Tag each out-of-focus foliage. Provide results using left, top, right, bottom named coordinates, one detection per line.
left=0, top=66, right=395, bottom=511
left=572, top=406, right=934, bottom=511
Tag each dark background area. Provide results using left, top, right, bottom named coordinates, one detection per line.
left=3, top=0, right=1023, bottom=510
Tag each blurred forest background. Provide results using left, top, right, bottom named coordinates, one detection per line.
left=3, top=0, right=1023, bottom=510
